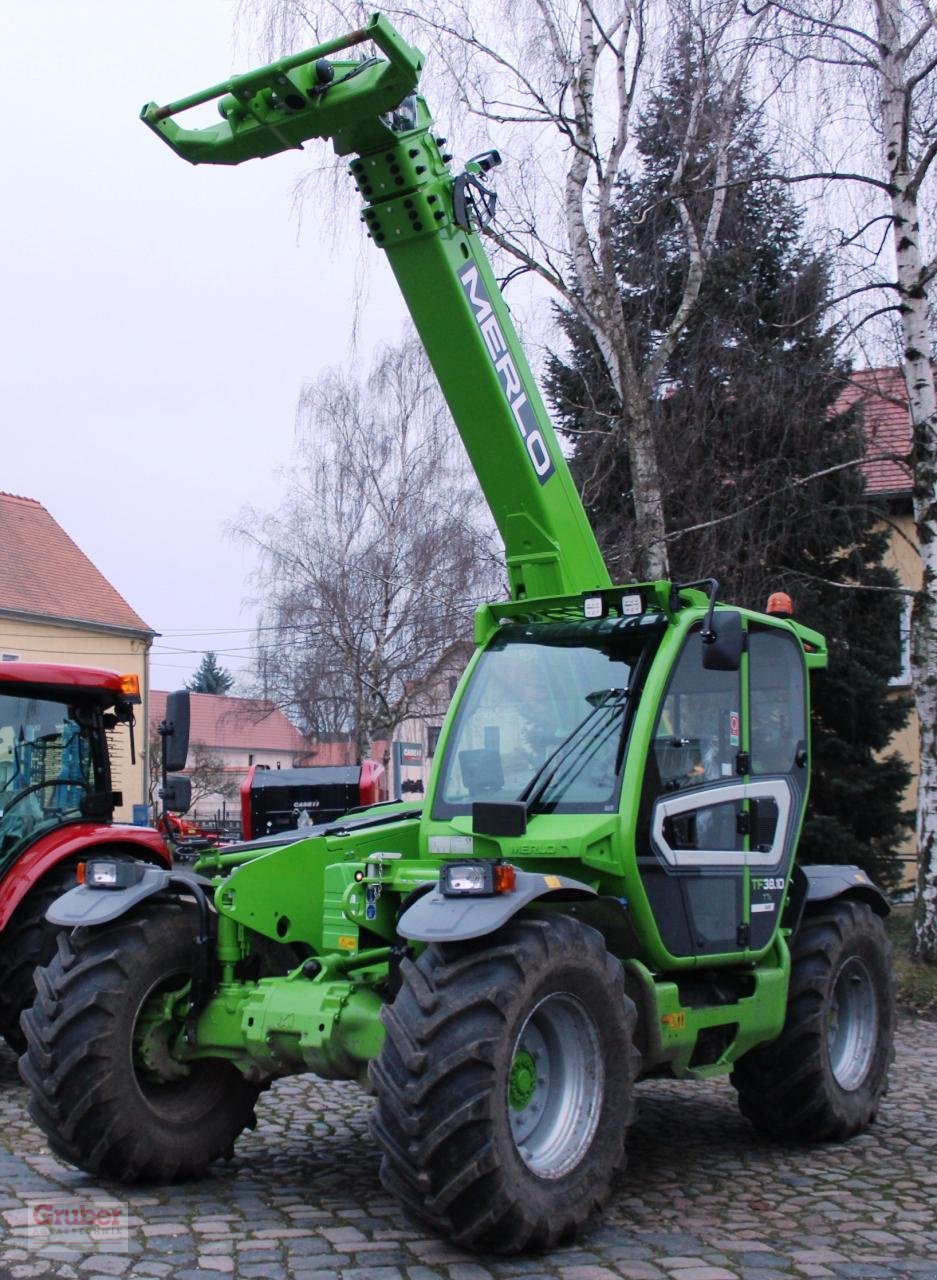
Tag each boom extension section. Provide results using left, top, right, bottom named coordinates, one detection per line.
left=141, top=15, right=425, bottom=163
left=141, top=14, right=610, bottom=601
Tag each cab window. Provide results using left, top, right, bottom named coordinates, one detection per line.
left=749, top=630, right=807, bottom=776
left=649, top=631, right=741, bottom=795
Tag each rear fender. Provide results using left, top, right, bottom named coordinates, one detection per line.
left=396, top=868, right=596, bottom=943
left=784, top=864, right=890, bottom=938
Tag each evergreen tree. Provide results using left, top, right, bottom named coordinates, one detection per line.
left=186, top=651, right=235, bottom=696
left=545, top=39, right=911, bottom=887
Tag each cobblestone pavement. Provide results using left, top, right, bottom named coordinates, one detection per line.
left=1, top=1018, right=935, bottom=1280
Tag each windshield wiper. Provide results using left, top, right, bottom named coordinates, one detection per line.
left=518, top=688, right=629, bottom=816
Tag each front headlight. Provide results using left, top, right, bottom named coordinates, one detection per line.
left=444, top=863, right=491, bottom=894
left=439, top=860, right=516, bottom=896
left=80, top=859, right=148, bottom=890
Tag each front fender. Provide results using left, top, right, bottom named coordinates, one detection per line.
left=396, top=869, right=596, bottom=943
left=0, top=824, right=172, bottom=929
left=46, top=867, right=212, bottom=928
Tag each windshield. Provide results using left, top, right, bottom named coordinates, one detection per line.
left=0, top=694, right=98, bottom=864
left=432, top=621, right=654, bottom=818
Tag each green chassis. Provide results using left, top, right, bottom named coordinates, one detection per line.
left=134, top=17, right=830, bottom=1092
left=143, top=587, right=823, bottom=1089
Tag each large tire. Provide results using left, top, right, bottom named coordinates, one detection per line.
left=0, top=864, right=79, bottom=1053
left=370, top=913, right=640, bottom=1254
left=19, top=898, right=259, bottom=1181
left=731, top=899, right=895, bottom=1141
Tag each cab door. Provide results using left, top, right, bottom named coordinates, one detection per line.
left=744, top=626, right=809, bottom=948
left=637, top=622, right=808, bottom=959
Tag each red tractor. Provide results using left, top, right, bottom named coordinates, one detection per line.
left=0, top=662, right=180, bottom=1050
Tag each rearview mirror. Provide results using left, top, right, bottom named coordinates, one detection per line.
left=161, top=690, right=191, bottom=772
left=161, top=774, right=192, bottom=814
left=702, top=611, right=744, bottom=671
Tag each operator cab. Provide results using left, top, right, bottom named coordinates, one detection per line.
left=0, top=666, right=138, bottom=869
left=425, top=585, right=818, bottom=969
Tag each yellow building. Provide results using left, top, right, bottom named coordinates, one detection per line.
left=841, top=370, right=918, bottom=882
left=0, top=493, right=155, bottom=820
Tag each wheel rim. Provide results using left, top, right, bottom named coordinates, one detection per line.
left=134, top=976, right=192, bottom=1084
left=827, top=955, right=878, bottom=1090
left=507, top=992, right=603, bottom=1179
left=131, top=971, right=225, bottom=1124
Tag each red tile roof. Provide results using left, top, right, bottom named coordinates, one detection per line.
left=303, top=737, right=390, bottom=765
left=837, top=368, right=913, bottom=496
left=0, top=492, right=152, bottom=633
left=150, top=690, right=314, bottom=754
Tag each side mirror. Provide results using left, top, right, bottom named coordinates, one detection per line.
left=161, top=690, right=191, bottom=772
left=473, top=800, right=527, bottom=837
left=702, top=611, right=744, bottom=671
left=161, top=774, right=192, bottom=814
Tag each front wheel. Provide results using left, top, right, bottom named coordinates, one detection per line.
left=731, top=899, right=895, bottom=1141
left=19, top=898, right=259, bottom=1180
left=370, top=913, right=639, bottom=1253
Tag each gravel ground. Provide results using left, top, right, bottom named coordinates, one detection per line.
left=1, top=1018, right=935, bottom=1280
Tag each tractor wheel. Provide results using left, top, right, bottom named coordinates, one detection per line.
left=370, top=913, right=639, bottom=1254
left=0, top=863, right=80, bottom=1053
left=731, top=899, right=895, bottom=1141
left=19, top=898, right=259, bottom=1181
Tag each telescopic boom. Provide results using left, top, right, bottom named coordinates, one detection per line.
left=141, top=13, right=611, bottom=601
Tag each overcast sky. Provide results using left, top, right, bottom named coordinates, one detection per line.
left=1, top=1, right=408, bottom=692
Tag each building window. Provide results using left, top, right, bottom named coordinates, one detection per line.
left=2, top=654, right=18, bottom=662
left=890, top=596, right=912, bottom=688
left=427, top=725, right=441, bottom=757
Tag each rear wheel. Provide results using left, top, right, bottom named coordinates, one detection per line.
left=19, top=898, right=258, bottom=1180
left=731, top=899, right=895, bottom=1141
left=0, top=864, right=80, bottom=1052
left=370, top=913, right=639, bottom=1253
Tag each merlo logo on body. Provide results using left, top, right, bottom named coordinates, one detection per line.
left=458, top=262, right=555, bottom=484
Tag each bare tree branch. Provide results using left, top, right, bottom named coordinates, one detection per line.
left=233, top=334, right=500, bottom=758
left=666, top=454, right=905, bottom=540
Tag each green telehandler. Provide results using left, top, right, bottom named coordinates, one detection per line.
left=21, top=15, right=895, bottom=1255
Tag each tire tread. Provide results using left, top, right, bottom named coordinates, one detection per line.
left=732, top=898, right=895, bottom=1141
left=370, top=912, right=639, bottom=1253
left=19, top=899, right=259, bottom=1181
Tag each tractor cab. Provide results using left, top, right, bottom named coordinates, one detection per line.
left=0, top=663, right=139, bottom=872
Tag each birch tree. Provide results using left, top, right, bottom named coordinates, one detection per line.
left=756, top=0, right=937, bottom=955
left=879, top=0, right=937, bottom=961
left=548, top=58, right=913, bottom=886
left=234, top=335, right=497, bottom=762
left=239, top=0, right=768, bottom=578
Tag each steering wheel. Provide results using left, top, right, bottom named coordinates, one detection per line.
left=1, top=777, right=91, bottom=816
